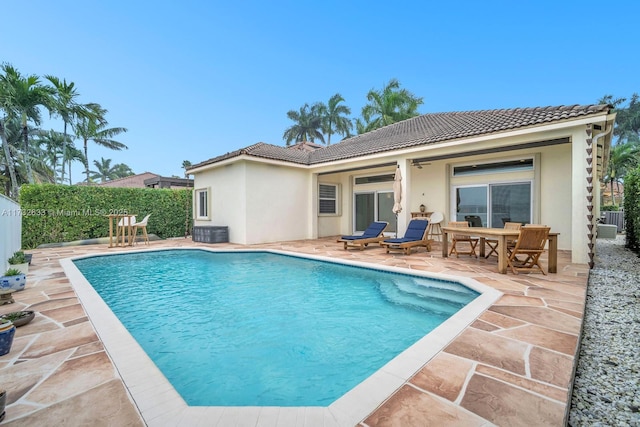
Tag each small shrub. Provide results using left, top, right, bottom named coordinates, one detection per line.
left=7, top=251, right=26, bottom=265
left=3, top=268, right=22, bottom=276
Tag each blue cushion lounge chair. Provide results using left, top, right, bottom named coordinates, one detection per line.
left=337, top=221, right=388, bottom=250
left=380, top=219, right=432, bottom=255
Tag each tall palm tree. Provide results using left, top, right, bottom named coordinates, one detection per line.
left=0, top=64, right=54, bottom=184
left=359, top=78, right=423, bottom=133
left=318, top=93, right=352, bottom=145
left=45, top=75, right=94, bottom=184
left=282, top=103, right=325, bottom=145
left=75, top=104, right=128, bottom=183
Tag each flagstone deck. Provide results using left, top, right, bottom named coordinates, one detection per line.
left=0, top=237, right=587, bottom=426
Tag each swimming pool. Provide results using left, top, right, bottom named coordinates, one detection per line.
left=73, top=249, right=478, bottom=406
left=62, top=247, right=501, bottom=425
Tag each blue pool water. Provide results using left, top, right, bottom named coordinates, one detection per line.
left=73, top=250, right=479, bottom=406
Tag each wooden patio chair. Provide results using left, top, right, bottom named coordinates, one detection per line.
left=448, top=221, right=479, bottom=258
left=507, top=225, right=550, bottom=275
left=485, top=222, right=522, bottom=259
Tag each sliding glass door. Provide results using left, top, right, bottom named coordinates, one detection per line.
left=490, top=183, right=531, bottom=226
left=454, top=182, right=531, bottom=228
left=354, top=191, right=396, bottom=233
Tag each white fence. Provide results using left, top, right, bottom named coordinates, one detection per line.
left=0, top=194, right=21, bottom=271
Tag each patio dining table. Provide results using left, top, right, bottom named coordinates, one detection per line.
left=441, top=226, right=560, bottom=274
left=106, top=214, right=137, bottom=248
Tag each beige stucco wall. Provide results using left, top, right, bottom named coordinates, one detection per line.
left=244, top=163, right=312, bottom=244
left=192, top=161, right=311, bottom=244
left=192, top=161, right=247, bottom=243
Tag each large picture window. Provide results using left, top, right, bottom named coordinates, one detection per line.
left=195, top=187, right=210, bottom=220
left=454, top=182, right=531, bottom=227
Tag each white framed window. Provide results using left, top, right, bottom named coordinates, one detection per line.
left=319, top=183, right=339, bottom=215
left=195, top=187, right=210, bottom=220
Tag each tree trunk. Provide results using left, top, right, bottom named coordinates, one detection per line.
left=22, top=125, right=34, bottom=183
left=611, top=179, right=616, bottom=206
left=0, top=120, right=19, bottom=198
left=60, top=121, right=68, bottom=184
left=84, top=138, right=89, bottom=183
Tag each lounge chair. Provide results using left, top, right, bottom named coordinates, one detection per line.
left=380, top=219, right=432, bottom=255
left=507, top=225, right=550, bottom=275
left=337, top=221, right=388, bottom=250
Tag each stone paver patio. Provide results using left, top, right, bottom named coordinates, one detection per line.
left=0, top=236, right=587, bottom=426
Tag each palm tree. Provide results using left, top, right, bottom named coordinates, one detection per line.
left=32, top=129, right=70, bottom=183
left=182, top=160, right=192, bottom=178
left=75, top=104, right=128, bottom=183
left=62, top=144, right=86, bottom=184
left=606, top=141, right=640, bottom=205
left=0, top=64, right=54, bottom=184
left=0, top=116, right=24, bottom=195
left=45, top=75, right=94, bottom=184
left=0, top=111, right=19, bottom=197
left=317, top=93, right=352, bottom=145
left=89, top=157, right=133, bottom=182
left=359, top=79, right=423, bottom=133
left=282, top=103, right=325, bottom=145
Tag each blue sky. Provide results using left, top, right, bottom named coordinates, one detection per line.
left=2, top=0, right=638, bottom=182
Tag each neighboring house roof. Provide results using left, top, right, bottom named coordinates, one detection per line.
left=93, top=172, right=161, bottom=188
left=143, top=176, right=194, bottom=189
left=189, top=104, right=612, bottom=171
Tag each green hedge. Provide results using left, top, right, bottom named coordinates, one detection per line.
left=624, top=167, right=640, bottom=253
left=601, top=204, right=620, bottom=211
left=19, top=184, right=192, bottom=249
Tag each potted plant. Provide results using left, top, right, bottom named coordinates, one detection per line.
left=0, top=268, right=26, bottom=292
left=0, top=318, right=15, bottom=356
left=8, top=251, right=28, bottom=274
left=0, top=310, right=35, bottom=327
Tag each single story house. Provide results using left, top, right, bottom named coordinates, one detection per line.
left=187, top=104, right=616, bottom=265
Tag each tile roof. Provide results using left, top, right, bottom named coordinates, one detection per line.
left=93, top=172, right=160, bottom=188
left=190, top=104, right=611, bottom=170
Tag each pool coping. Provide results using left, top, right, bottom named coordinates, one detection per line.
left=61, top=247, right=501, bottom=426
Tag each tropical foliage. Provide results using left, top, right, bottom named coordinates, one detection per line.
left=283, top=103, right=326, bottom=145
left=282, top=81, right=424, bottom=145
left=624, top=166, right=640, bottom=252
left=75, top=103, right=127, bottom=183
left=0, top=63, right=129, bottom=198
left=600, top=93, right=640, bottom=205
left=89, top=157, right=134, bottom=183
left=359, top=79, right=423, bottom=132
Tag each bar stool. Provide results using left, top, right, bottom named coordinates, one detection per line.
left=428, top=211, right=444, bottom=241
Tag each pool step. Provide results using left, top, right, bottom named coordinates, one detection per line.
left=376, top=278, right=477, bottom=315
